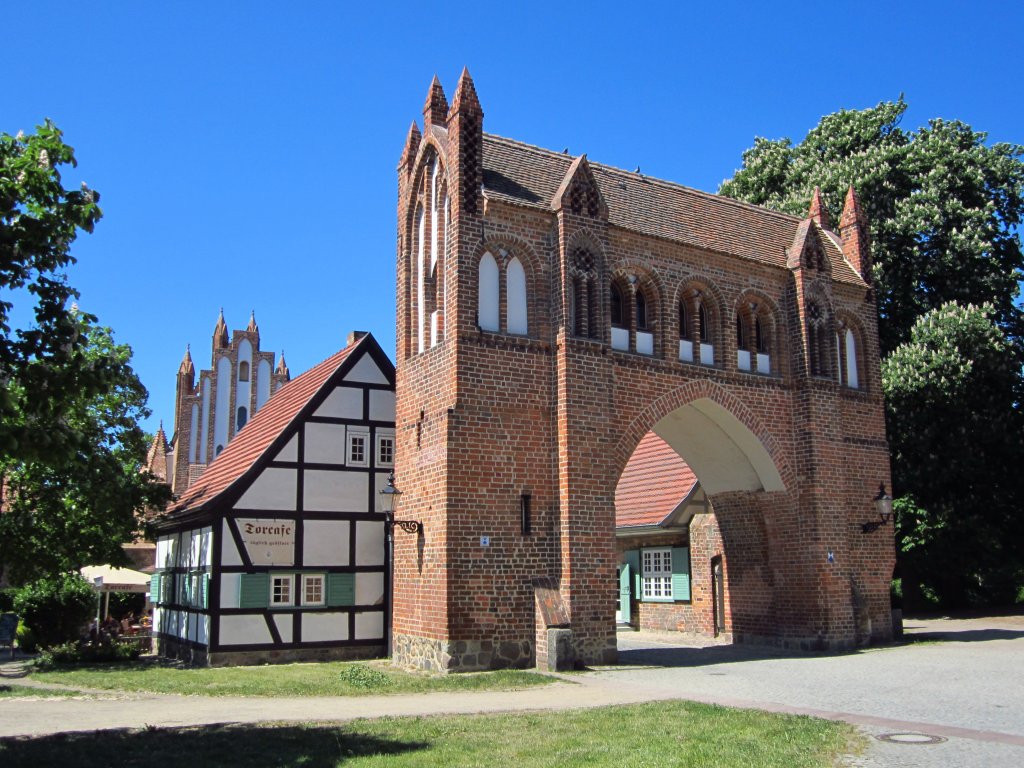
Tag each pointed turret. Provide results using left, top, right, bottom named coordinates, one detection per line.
left=212, top=308, right=229, bottom=353
left=276, top=351, right=290, bottom=380
left=178, top=345, right=194, bottom=377
left=447, top=67, right=484, bottom=216
left=247, top=310, right=260, bottom=341
left=146, top=422, right=171, bottom=482
left=399, top=120, right=422, bottom=172
left=839, top=185, right=871, bottom=281
left=808, top=187, right=830, bottom=230
left=423, top=75, right=449, bottom=128
left=449, top=67, right=481, bottom=117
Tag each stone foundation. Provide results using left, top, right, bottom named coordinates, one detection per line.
left=155, top=635, right=384, bottom=667
left=393, top=633, right=533, bottom=672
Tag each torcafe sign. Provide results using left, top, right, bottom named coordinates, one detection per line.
left=238, top=518, right=295, bottom=565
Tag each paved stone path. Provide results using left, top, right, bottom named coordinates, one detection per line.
left=2, top=614, right=1022, bottom=767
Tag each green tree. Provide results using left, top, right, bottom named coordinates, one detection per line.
left=0, top=319, right=170, bottom=583
left=1, top=120, right=109, bottom=463
left=883, top=303, right=1024, bottom=607
left=720, top=101, right=1024, bottom=607
left=719, top=98, right=1024, bottom=354
left=0, top=122, right=169, bottom=584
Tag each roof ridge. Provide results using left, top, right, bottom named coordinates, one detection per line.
left=483, top=132, right=803, bottom=225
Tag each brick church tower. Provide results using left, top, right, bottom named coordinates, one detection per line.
left=394, top=71, right=894, bottom=671
left=148, top=310, right=290, bottom=494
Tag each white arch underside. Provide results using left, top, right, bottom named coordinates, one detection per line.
left=652, top=398, right=784, bottom=495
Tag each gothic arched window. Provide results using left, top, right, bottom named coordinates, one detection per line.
left=478, top=251, right=500, bottom=332
left=238, top=361, right=250, bottom=382
left=506, top=257, right=528, bottom=335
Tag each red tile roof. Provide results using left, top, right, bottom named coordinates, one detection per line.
left=480, top=133, right=865, bottom=285
left=164, top=338, right=364, bottom=517
left=616, top=431, right=698, bottom=529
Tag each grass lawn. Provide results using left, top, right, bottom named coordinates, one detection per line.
left=29, top=659, right=553, bottom=697
left=0, top=701, right=862, bottom=767
left=0, top=684, right=79, bottom=699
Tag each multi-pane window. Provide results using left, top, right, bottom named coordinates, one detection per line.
left=348, top=430, right=368, bottom=467
left=377, top=435, right=395, bottom=467
left=271, top=575, right=293, bottom=606
left=302, top=574, right=324, bottom=606
left=642, top=548, right=673, bottom=600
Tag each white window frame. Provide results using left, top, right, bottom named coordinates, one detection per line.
left=301, top=573, right=325, bottom=606
left=347, top=428, right=369, bottom=467
left=271, top=574, right=294, bottom=607
left=642, top=548, right=673, bottom=601
left=376, top=433, right=395, bottom=468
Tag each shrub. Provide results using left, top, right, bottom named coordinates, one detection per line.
left=37, top=639, right=140, bottom=667
left=13, top=574, right=95, bottom=648
left=338, top=663, right=393, bottom=690
left=15, top=621, right=37, bottom=654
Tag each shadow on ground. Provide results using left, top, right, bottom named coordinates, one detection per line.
left=903, top=628, right=1024, bottom=643
left=0, top=723, right=428, bottom=768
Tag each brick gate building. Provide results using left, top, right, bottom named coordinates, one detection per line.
left=392, top=69, right=894, bottom=671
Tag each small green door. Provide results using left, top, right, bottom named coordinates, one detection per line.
left=617, top=563, right=632, bottom=624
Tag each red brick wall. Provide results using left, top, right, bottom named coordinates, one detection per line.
left=393, top=77, right=894, bottom=670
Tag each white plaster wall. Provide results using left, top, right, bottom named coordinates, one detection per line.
left=156, top=536, right=172, bottom=569
left=302, top=612, right=349, bottom=642
left=369, top=390, right=395, bottom=422
left=355, top=521, right=385, bottom=565
left=354, top=611, right=384, bottom=641
left=275, top=434, right=298, bottom=462
left=274, top=614, right=293, bottom=643
left=220, top=573, right=241, bottom=609
left=221, top=520, right=242, bottom=566
left=314, top=387, right=363, bottom=419
left=200, top=378, right=211, bottom=463
left=219, top=615, right=273, bottom=646
left=214, top=357, right=231, bottom=455
left=235, top=339, right=252, bottom=435
left=199, top=615, right=209, bottom=645
left=303, top=470, right=368, bottom=512
left=344, top=356, right=388, bottom=385
left=256, top=359, right=272, bottom=411
left=234, top=467, right=298, bottom=510
left=417, top=205, right=425, bottom=353
left=189, top=404, right=199, bottom=463
left=355, top=572, right=385, bottom=606
left=303, top=520, right=351, bottom=567
left=188, top=612, right=198, bottom=643
left=304, top=422, right=347, bottom=464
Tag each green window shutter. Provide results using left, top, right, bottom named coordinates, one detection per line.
left=326, top=573, right=355, bottom=607
left=201, top=573, right=211, bottom=609
left=671, top=547, right=691, bottom=601
left=239, top=573, right=270, bottom=609
left=623, top=550, right=641, bottom=602
left=150, top=574, right=161, bottom=604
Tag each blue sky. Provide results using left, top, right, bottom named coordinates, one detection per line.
left=7, top=1, right=1022, bottom=435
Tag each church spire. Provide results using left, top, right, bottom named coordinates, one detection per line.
left=212, top=308, right=229, bottom=353
left=808, top=187, right=831, bottom=230
left=247, top=310, right=260, bottom=341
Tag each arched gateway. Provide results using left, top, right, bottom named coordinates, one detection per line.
left=393, top=70, right=894, bottom=672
